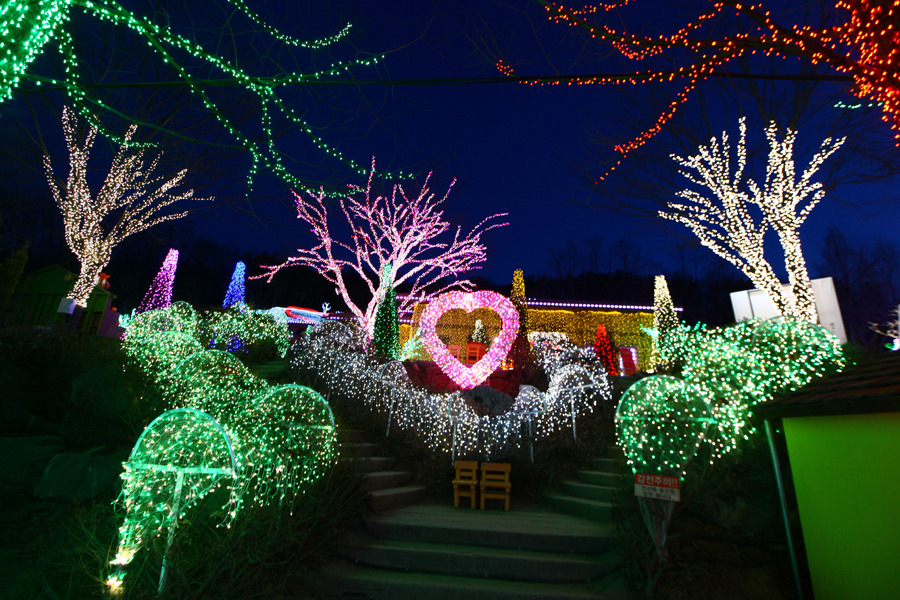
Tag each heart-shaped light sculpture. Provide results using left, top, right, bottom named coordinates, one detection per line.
left=419, top=291, right=519, bottom=390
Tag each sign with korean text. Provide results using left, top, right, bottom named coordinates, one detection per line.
left=634, top=473, right=681, bottom=502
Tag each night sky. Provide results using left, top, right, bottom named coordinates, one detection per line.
left=196, top=0, right=900, bottom=285
left=3, top=0, right=900, bottom=298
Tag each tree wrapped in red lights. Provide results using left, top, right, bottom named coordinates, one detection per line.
left=44, top=107, right=206, bottom=308
left=257, top=161, right=507, bottom=339
left=594, top=323, right=618, bottom=377
left=501, top=0, right=900, bottom=179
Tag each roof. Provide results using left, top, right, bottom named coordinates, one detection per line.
left=755, top=351, right=900, bottom=419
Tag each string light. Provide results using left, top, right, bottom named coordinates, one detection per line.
left=43, top=107, right=205, bottom=308
left=419, top=291, right=520, bottom=390
left=502, top=0, right=900, bottom=179
left=662, top=118, right=844, bottom=322
left=113, top=302, right=335, bottom=593
left=3, top=0, right=402, bottom=194
left=223, top=261, right=246, bottom=309
left=293, top=322, right=612, bottom=460
left=526, top=299, right=683, bottom=312
left=136, top=249, right=179, bottom=313
left=254, top=159, right=508, bottom=338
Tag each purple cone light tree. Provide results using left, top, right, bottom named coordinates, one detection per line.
left=137, top=249, right=179, bottom=313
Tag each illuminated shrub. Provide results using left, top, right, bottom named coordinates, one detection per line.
left=200, top=302, right=291, bottom=360
left=113, top=302, right=335, bottom=593
left=616, top=375, right=714, bottom=477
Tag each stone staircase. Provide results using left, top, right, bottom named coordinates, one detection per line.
left=299, top=431, right=630, bottom=600
left=304, top=503, right=627, bottom=600
left=544, top=453, right=628, bottom=523
left=338, top=428, right=428, bottom=513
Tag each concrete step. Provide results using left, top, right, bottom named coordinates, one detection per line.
left=307, top=562, right=627, bottom=600
left=544, top=494, right=614, bottom=523
left=340, top=442, right=382, bottom=457
left=591, top=457, right=623, bottom=473
left=361, top=470, right=411, bottom=492
left=561, top=480, right=617, bottom=503
left=337, top=537, right=622, bottom=583
left=336, top=427, right=371, bottom=443
left=577, top=470, right=623, bottom=488
left=364, top=504, right=617, bottom=554
left=338, top=455, right=395, bottom=472
left=368, top=484, right=429, bottom=512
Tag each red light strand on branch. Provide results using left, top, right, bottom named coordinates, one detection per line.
left=503, top=0, right=900, bottom=180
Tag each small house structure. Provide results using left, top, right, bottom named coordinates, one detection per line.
left=11, top=265, right=121, bottom=336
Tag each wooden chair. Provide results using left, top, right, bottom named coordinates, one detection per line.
left=466, top=342, right=487, bottom=365
left=448, top=344, right=463, bottom=361
left=480, top=462, right=511, bottom=511
left=452, top=460, right=479, bottom=509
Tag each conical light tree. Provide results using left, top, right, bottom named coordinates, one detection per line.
left=653, top=275, right=678, bottom=335
left=44, top=106, right=207, bottom=307
left=137, top=249, right=179, bottom=313
left=372, top=263, right=400, bottom=360
left=223, top=261, right=247, bottom=309
left=661, top=118, right=844, bottom=322
left=649, top=275, right=678, bottom=372
left=594, top=324, right=618, bottom=377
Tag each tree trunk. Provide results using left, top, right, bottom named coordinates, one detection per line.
left=69, top=259, right=106, bottom=308
left=776, top=228, right=819, bottom=322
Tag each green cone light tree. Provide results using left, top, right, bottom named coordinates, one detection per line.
left=372, top=263, right=400, bottom=360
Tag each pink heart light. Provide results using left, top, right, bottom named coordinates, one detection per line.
left=419, top=291, right=520, bottom=390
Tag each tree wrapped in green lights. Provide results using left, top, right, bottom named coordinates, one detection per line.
left=372, top=263, right=400, bottom=360
left=616, top=375, right=715, bottom=592
left=653, top=317, right=844, bottom=457
left=200, top=302, right=291, bottom=359
left=4, top=0, right=400, bottom=195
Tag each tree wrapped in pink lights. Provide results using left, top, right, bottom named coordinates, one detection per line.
left=257, top=161, right=507, bottom=338
left=137, top=249, right=179, bottom=313
left=44, top=106, right=207, bottom=307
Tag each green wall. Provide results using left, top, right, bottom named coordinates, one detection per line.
left=783, top=412, right=900, bottom=600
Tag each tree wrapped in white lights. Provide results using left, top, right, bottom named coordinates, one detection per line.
left=257, top=161, right=507, bottom=338
left=661, top=119, right=844, bottom=322
left=44, top=107, right=207, bottom=307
